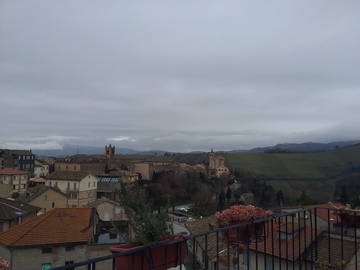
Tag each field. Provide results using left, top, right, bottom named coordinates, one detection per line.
left=227, top=144, right=360, bottom=180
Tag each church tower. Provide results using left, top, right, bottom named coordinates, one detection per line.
left=105, top=144, right=115, bottom=160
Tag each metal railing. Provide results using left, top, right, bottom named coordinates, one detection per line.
left=50, top=207, right=360, bottom=270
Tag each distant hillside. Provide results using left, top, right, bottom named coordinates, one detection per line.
left=227, top=144, right=360, bottom=180
left=231, top=140, right=360, bottom=153
left=33, top=144, right=167, bottom=157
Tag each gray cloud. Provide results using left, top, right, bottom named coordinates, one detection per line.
left=1, top=0, right=359, bottom=152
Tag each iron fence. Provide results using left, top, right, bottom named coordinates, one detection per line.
left=50, top=207, right=360, bottom=270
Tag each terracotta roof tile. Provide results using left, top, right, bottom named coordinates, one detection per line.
left=0, top=198, right=40, bottom=221
left=0, top=168, right=28, bottom=175
left=0, top=208, right=93, bottom=247
left=249, top=221, right=324, bottom=261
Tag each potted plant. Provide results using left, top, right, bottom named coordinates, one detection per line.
left=339, top=210, right=360, bottom=227
left=0, top=258, right=9, bottom=270
left=110, top=182, right=187, bottom=270
left=215, top=205, right=272, bottom=244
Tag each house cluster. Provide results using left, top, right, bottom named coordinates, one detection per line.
left=0, top=146, right=232, bottom=269
left=0, top=146, right=132, bottom=269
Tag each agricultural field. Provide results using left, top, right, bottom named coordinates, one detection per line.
left=227, top=144, right=360, bottom=180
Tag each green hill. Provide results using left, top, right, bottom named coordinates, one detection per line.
left=227, top=144, right=360, bottom=180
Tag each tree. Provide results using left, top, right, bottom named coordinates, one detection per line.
left=276, top=190, right=284, bottom=207
left=340, top=186, right=349, bottom=204
left=226, top=187, right=232, bottom=202
left=233, top=189, right=242, bottom=203
left=217, top=191, right=226, bottom=211
left=297, top=191, right=317, bottom=206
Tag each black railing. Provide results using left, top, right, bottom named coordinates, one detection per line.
left=50, top=207, right=360, bottom=270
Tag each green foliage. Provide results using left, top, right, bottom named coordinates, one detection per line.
left=334, top=173, right=360, bottom=206
left=119, top=182, right=171, bottom=245
left=226, top=187, right=232, bottom=201
left=297, top=191, right=318, bottom=206
left=276, top=190, right=284, bottom=206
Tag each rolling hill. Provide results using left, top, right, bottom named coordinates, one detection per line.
left=227, top=144, right=360, bottom=180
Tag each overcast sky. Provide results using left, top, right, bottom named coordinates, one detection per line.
left=1, top=1, right=359, bottom=152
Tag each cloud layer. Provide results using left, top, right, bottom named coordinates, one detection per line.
left=1, top=1, right=359, bottom=151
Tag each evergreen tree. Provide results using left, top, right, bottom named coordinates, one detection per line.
left=340, top=186, right=349, bottom=204
left=297, top=191, right=317, bottom=206
left=218, top=191, right=226, bottom=211
left=276, top=190, right=284, bottom=206
left=226, top=187, right=232, bottom=201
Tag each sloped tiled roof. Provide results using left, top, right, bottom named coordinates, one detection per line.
left=0, top=208, right=93, bottom=247
left=86, top=197, right=120, bottom=208
left=0, top=198, right=40, bottom=221
left=0, top=168, right=28, bottom=175
left=46, top=171, right=91, bottom=181
left=310, top=234, right=360, bottom=266
left=25, top=185, right=67, bottom=202
left=249, top=221, right=324, bottom=261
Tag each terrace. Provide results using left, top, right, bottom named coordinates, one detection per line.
left=49, top=207, right=360, bottom=270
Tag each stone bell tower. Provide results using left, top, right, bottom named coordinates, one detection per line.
left=105, top=144, right=115, bottom=160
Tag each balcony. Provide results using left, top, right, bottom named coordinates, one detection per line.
left=49, top=207, right=360, bottom=270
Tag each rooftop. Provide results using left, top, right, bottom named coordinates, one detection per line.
left=24, top=185, right=67, bottom=202
left=0, top=198, right=40, bottom=221
left=0, top=208, right=94, bottom=247
left=0, top=168, right=29, bottom=175
left=46, top=171, right=92, bottom=181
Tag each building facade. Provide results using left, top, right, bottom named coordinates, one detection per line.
left=45, top=171, right=97, bottom=207
left=0, top=208, right=115, bottom=270
left=0, top=168, right=29, bottom=197
left=131, top=163, right=154, bottom=180
left=54, top=161, right=106, bottom=175
left=33, top=160, right=50, bottom=178
left=25, top=186, right=68, bottom=214
left=208, top=151, right=230, bottom=178
left=0, top=149, right=35, bottom=173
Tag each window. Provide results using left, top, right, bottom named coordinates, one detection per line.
left=49, top=181, right=52, bottom=187
left=52, top=202, right=55, bottom=208
left=41, top=263, right=52, bottom=270
left=243, top=250, right=249, bottom=266
left=109, top=232, right=117, bottom=239
left=93, top=182, right=96, bottom=187
left=67, top=182, right=70, bottom=189
left=73, top=183, right=77, bottom=190
left=41, top=247, right=52, bottom=254
left=65, top=261, right=74, bottom=265
left=65, top=246, right=75, bottom=251
left=55, top=182, right=58, bottom=187
left=266, top=259, right=273, bottom=270
left=88, top=182, right=90, bottom=188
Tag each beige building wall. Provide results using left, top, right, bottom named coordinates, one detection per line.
left=45, top=175, right=97, bottom=207
left=0, top=183, right=12, bottom=198
left=0, top=174, right=28, bottom=194
left=55, top=162, right=81, bottom=171
left=95, top=202, right=127, bottom=221
left=29, top=189, right=68, bottom=213
left=55, top=162, right=105, bottom=174
left=132, top=163, right=154, bottom=180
